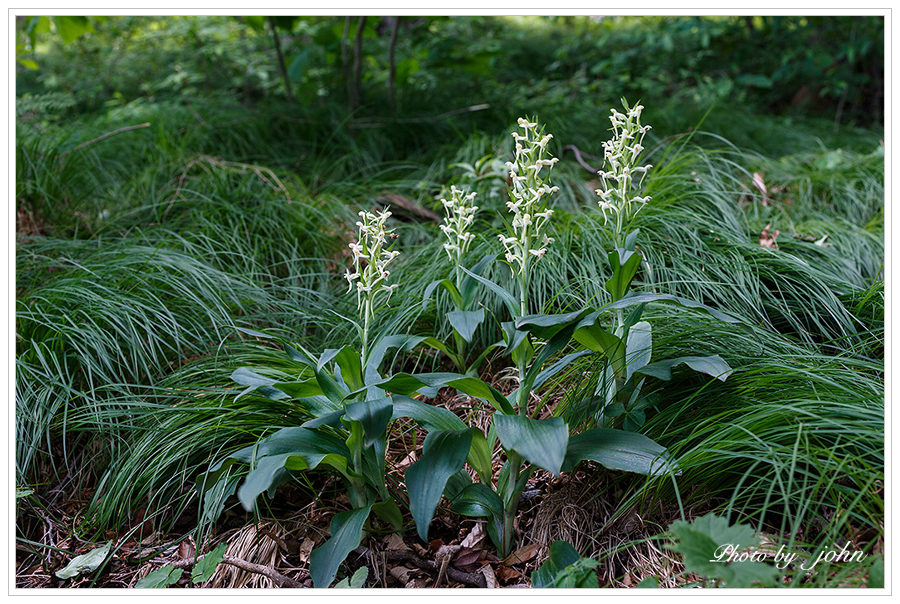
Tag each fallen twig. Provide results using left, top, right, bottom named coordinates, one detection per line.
left=563, top=144, right=600, bottom=174
left=382, top=548, right=487, bottom=588
left=171, top=553, right=304, bottom=588
left=59, top=123, right=151, bottom=159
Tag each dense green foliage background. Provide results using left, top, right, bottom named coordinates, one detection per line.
left=16, top=15, right=883, bottom=588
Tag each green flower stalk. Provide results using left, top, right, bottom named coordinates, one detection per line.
left=500, top=117, right=560, bottom=316
left=344, top=209, right=400, bottom=358
left=439, top=185, right=478, bottom=288
left=596, top=101, right=653, bottom=248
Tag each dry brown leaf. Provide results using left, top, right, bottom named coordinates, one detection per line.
left=752, top=172, right=768, bottom=204
left=460, top=522, right=486, bottom=549
left=760, top=223, right=780, bottom=249
left=383, top=533, right=410, bottom=551
left=453, top=547, right=484, bottom=569
left=502, top=543, right=540, bottom=566
left=481, top=564, right=498, bottom=588
left=496, top=565, right=522, bottom=582
left=177, top=538, right=195, bottom=561
left=297, top=536, right=316, bottom=563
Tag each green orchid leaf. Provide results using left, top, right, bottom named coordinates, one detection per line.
left=135, top=564, right=182, bottom=588
left=460, top=254, right=497, bottom=307
left=343, top=397, right=393, bottom=448
left=494, top=415, right=568, bottom=476
left=372, top=498, right=404, bottom=531
left=390, top=395, right=468, bottom=431
left=501, top=321, right=529, bottom=356
left=448, top=308, right=485, bottom=343
left=231, top=367, right=288, bottom=401
left=268, top=377, right=323, bottom=400
left=423, top=278, right=464, bottom=310
left=625, top=321, right=653, bottom=383
left=55, top=542, right=111, bottom=580
left=444, top=468, right=473, bottom=501
left=636, top=355, right=733, bottom=382
left=572, top=320, right=625, bottom=375
left=532, top=541, right=598, bottom=588
left=333, top=345, right=364, bottom=392
left=450, top=482, right=505, bottom=550
left=461, top=267, right=519, bottom=317
left=561, top=428, right=674, bottom=476
left=515, top=308, right=588, bottom=340
left=602, top=293, right=740, bottom=324
left=406, top=429, right=475, bottom=541
left=378, top=373, right=514, bottom=415
left=365, top=334, right=427, bottom=376
left=309, top=505, right=373, bottom=588
left=605, top=248, right=643, bottom=302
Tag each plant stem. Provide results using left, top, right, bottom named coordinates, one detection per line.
left=501, top=451, right=524, bottom=558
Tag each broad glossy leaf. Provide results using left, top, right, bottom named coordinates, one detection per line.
left=605, top=248, right=642, bottom=302
left=561, top=428, right=673, bottom=476
left=55, top=542, right=111, bottom=579
left=501, top=321, right=529, bottom=357
left=390, top=395, right=467, bottom=431
left=494, top=415, right=568, bottom=476
left=406, top=429, right=475, bottom=541
left=603, top=293, right=740, bottom=324
left=461, top=267, right=518, bottom=316
left=572, top=320, right=625, bottom=375
left=372, top=498, right=403, bottom=531
left=343, top=397, right=393, bottom=447
left=333, top=345, right=364, bottom=392
left=309, top=505, right=373, bottom=588
left=460, top=254, right=497, bottom=307
left=423, top=278, right=464, bottom=310
left=625, top=321, right=652, bottom=382
left=636, top=355, right=733, bottom=382
left=365, top=334, right=427, bottom=376
left=532, top=541, right=598, bottom=588
left=269, top=377, right=323, bottom=399
left=231, top=367, right=288, bottom=401
left=515, top=308, right=588, bottom=340
left=450, top=482, right=505, bottom=550
left=54, top=16, right=93, bottom=43
left=448, top=308, right=485, bottom=343
left=334, top=566, right=369, bottom=588
left=378, top=373, right=514, bottom=415
left=135, top=564, right=182, bottom=588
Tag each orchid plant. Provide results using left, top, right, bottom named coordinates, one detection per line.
left=202, top=209, right=491, bottom=587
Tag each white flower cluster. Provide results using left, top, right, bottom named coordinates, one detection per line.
left=499, top=117, right=560, bottom=273
left=596, top=102, right=653, bottom=226
left=439, top=185, right=478, bottom=266
left=344, top=209, right=400, bottom=314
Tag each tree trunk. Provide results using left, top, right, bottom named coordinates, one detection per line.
left=387, top=17, right=400, bottom=111
left=350, top=16, right=367, bottom=113
left=268, top=16, right=296, bottom=104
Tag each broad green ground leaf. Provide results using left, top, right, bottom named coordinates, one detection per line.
left=343, top=397, right=393, bottom=447
left=191, top=542, right=227, bottom=584
left=636, top=355, right=733, bottom=382
left=532, top=541, right=598, bottom=588
left=309, top=505, right=373, bottom=588
left=460, top=253, right=497, bottom=307
left=55, top=542, right=111, bottom=579
left=448, top=309, right=485, bottom=343
left=868, top=559, right=884, bottom=588
left=365, top=334, right=427, bottom=376
left=135, top=564, right=182, bottom=588
left=54, top=16, right=94, bottom=43
left=667, top=513, right=777, bottom=587
left=494, top=415, right=568, bottom=475
left=561, top=428, right=673, bottom=476
left=334, top=566, right=368, bottom=588
left=231, top=367, right=288, bottom=401
left=406, top=429, right=474, bottom=541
